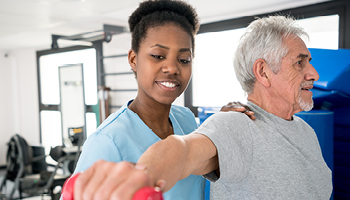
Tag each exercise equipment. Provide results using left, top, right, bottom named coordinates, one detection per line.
left=132, top=187, right=163, bottom=200
left=309, top=48, right=350, bottom=199
left=61, top=173, right=163, bottom=200
left=0, top=134, right=78, bottom=200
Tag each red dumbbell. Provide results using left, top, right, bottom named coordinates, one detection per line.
left=132, top=186, right=163, bottom=200
left=61, top=173, right=163, bottom=200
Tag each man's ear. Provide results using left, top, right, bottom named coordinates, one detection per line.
left=253, top=59, right=271, bottom=88
left=128, top=49, right=137, bottom=72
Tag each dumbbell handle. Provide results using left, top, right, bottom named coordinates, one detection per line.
left=61, top=173, right=163, bottom=200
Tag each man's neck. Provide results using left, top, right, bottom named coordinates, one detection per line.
left=247, top=92, right=299, bottom=121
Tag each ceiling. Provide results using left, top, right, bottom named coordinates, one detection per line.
left=0, top=0, right=331, bottom=51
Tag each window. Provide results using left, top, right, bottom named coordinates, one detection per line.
left=38, top=47, right=98, bottom=147
left=192, top=28, right=247, bottom=107
left=296, top=14, right=339, bottom=49
left=191, top=14, right=339, bottom=109
left=39, top=48, right=97, bottom=105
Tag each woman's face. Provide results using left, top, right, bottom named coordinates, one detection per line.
left=129, top=24, right=193, bottom=106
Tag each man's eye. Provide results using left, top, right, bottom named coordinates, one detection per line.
left=297, top=60, right=302, bottom=65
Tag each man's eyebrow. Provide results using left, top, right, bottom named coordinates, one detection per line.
left=297, top=53, right=312, bottom=61
left=297, top=53, right=308, bottom=59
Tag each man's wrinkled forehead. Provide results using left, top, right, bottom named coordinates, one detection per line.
left=282, top=35, right=310, bottom=59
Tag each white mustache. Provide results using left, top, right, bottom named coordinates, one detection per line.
left=300, top=81, right=314, bottom=89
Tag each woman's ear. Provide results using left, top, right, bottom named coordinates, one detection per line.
left=128, top=49, right=137, bottom=72
left=253, top=59, right=271, bottom=88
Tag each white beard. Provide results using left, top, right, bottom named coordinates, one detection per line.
left=299, top=94, right=313, bottom=111
left=299, top=81, right=314, bottom=111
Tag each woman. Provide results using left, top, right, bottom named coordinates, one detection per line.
left=72, top=0, right=254, bottom=199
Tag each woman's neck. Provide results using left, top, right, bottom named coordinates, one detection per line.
left=128, top=98, right=174, bottom=139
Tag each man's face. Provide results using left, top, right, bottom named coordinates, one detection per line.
left=270, top=35, right=319, bottom=113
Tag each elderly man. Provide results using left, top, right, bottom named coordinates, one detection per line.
left=73, top=16, right=332, bottom=200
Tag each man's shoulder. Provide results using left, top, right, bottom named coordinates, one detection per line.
left=201, top=111, right=255, bottom=130
left=293, top=115, right=315, bottom=131
left=212, top=111, right=253, bottom=122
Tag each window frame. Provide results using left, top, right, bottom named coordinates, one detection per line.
left=36, top=45, right=99, bottom=144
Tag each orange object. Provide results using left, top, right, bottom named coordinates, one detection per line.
left=61, top=173, right=81, bottom=200
left=61, top=173, right=164, bottom=200
left=132, top=186, right=164, bottom=200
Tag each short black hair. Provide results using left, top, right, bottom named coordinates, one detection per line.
left=128, top=0, right=200, bottom=54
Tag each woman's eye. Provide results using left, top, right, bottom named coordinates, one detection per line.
left=179, top=59, right=191, bottom=64
left=152, top=55, right=164, bottom=60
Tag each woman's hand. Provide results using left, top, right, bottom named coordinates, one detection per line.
left=220, top=101, right=256, bottom=120
left=73, top=160, right=161, bottom=200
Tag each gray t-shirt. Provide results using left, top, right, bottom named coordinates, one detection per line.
left=197, top=101, right=332, bottom=200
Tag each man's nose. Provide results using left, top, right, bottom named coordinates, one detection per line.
left=306, top=64, right=319, bottom=82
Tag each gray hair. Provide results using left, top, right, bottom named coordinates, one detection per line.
left=233, top=16, right=309, bottom=94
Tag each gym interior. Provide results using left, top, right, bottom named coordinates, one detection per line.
left=0, top=0, right=349, bottom=199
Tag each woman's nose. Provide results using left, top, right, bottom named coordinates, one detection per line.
left=161, top=60, right=180, bottom=75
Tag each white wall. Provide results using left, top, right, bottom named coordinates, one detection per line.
left=0, top=51, right=15, bottom=166
left=0, top=49, right=40, bottom=166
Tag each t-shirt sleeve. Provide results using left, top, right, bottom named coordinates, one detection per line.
left=195, top=111, right=253, bottom=183
left=73, top=131, right=122, bottom=173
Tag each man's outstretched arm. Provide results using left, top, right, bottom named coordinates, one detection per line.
left=73, top=133, right=218, bottom=200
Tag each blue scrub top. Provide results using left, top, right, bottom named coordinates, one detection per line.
left=74, top=100, right=205, bottom=200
